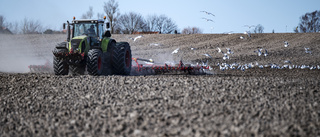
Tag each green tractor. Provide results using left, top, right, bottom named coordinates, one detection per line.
left=53, top=17, right=131, bottom=76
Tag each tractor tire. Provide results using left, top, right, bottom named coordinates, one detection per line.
left=101, top=51, right=113, bottom=75
left=101, top=40, right=116, bottom=75
left=87, top=49, right=103, bottom=76
left=53, top=48, right=69, bottom=75
left=112, top=42, right=132, bottom=75
left=69, top=64, right=86, bottom=75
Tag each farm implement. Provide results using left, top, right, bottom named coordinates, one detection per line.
left=28, top=57, right=211, bottom=75
left=28, top=60, right=52, bottom=73
left=131, top=58, right=211, bottom=75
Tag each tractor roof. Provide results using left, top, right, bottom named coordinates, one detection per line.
left=72, top=19, right=105, bottom=24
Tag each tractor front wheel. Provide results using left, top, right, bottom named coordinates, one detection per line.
left=87, top=49, right=103, bottom=75
left=53, top=48, right=69, bottom=75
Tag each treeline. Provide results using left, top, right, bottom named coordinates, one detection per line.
left=82, top=0, right=179, bottom=34
left=1, top=1, right=319, bottom=34
left=1, top=16, right=42, bottom=34
left=0, top=16, right=65, bottom=34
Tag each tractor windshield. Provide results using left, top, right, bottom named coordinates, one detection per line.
left=73, top=23, right=97, bottom=37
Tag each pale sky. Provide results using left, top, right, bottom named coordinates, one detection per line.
left=1, top=0, right=319, bottom=33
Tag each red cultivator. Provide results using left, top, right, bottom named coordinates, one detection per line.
left=28, top=57, right=211, bottom=75
left=131, top=58, right=211, bottom=75
left=28, top=60, right=52, bottom=73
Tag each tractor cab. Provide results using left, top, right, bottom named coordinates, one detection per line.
left=72, top=18, right=106, bottom=39
left=63, top=16, right=110, bottom=42
left=63, top=16, right=111, bottom=54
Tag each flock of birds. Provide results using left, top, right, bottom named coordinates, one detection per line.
left=254, top=48, right=268, bottom=57
left=170, top=39, right=317, bottom=72
left=214, top=41, right=317, bottom=71
left=201, top=11, right=215, bottom=23
left=217, top=62, right=320, bottom=71
left=127, top=32, right=317, bottom=72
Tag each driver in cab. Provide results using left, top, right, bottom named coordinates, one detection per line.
left=87, top=25, right=96, bottom=36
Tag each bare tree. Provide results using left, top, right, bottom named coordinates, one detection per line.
left=81, top=6, right=94, bottom=19
left=191, top=27, right=202, bottom=34
left=0, top=15, right=20, bottom=34
left=97, top=13, right=105, bottom=19
left=145, top=14, right=178, bottom=33
left=0, top=15, right=13, bottom=34
left=145, top=14, right=158, bottom=32
left=181, top=26, right=202, bottom=34
left=154, top=15, right=177, bottom=34
left=21, top=17, right=43, bottom=34
left=104, top=0, right=120, bottom=33
left=298, top=10, right=320, bottom=33
left=254, top=24, right=264, bottom=33
left=6, top=21, right=20, bottom=34
left=182, top=27, right=191, bottom=34
left=118, top=12, right=145, bottom=34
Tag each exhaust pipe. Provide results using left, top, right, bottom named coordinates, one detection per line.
left=67, top=21, right=70, bottom=42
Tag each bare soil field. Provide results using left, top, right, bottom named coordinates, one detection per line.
left=0, top=33, right=320, bottom=136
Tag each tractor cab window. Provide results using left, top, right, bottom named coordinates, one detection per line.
left=74, top=23, right=97, bottom=37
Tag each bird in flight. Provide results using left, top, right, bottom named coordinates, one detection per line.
left=254, top=48, right=266, bottom=56
left=284, top=60, right=292, bottom=64
left=217, top=47, right=222, bottom=53
left=264, top=49, right=268, bottom=56
left=133, top=35, right=143, bottom=41
left=257, top=48, right=262, bottom=56
left=200, top=11, right=215, bottom=16
left=243, top=25, right=255, bottom=29
left=171, top=48, right=179, bottom=54
left=203, top=53, right=212, bottom=58
left=304, top=47, right=312, bottom=54
left=202, top=18, right=214, bottom=22
left=244, top=31, right=251, bottom=38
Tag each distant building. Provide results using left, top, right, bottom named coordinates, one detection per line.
left=0, top=27, right=13, bottom=34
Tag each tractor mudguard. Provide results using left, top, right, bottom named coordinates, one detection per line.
left=55, top=42, right=68, bottom=49
left=101, top=38, right=116, bottom=53
left=101, top=37, right=110, bottom=53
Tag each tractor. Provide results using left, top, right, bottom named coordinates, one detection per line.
left=53, top=17, right=131, bottom=76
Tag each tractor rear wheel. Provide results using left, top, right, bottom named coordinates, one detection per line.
left=87, top=49, right=103, bottom=75
left=112, top=42, right=132, bottom=75
left=53, top=48, right=69, bottom=75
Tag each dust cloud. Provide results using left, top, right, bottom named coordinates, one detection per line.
left=0, top=34, right=65, bottom=73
